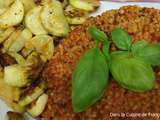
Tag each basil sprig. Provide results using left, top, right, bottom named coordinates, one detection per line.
left=88, top=26, right=109, bottom=43
left=110, top=28, right=156, bottom=92
left=110, top=51, right=155, bottom=92
left=72, top=48, right=109, bottom=112
left=88, top=26, right=110, bottom=60
left=72, top=27, right=159, bottom=113
left=111, top=28, right=132, bottom=50
left=72, top=27, right=110, bottom=113
left=131, top=40, right=148, bottom=52
left=132, top=41, right=160, bottom=66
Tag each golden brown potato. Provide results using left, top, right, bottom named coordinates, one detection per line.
left=4, top=64, right=29, bottom=87
left=0, top=76, right=21, bottom=109
left=4, top=52, right=44, bottom=88
left=0, top=27, right=15, bottom=44
left=27, top=93, right=48, bottom=117
left=0, top=0, right=14, bottom=8
left=8, top=28, right=32, bottom=52
left=25, top=6, right=47, bottom=35
left=19, top=82, right=45, bottom=106
left=25, top=35, right=54, bottom=62
left=0, top=0, right=24, bottom=28
left=0, top=8, right=7, bottom=15
left=67, top=16, right=87, bottom=25
left=0, top=76, right=20, bottom=104
left=69, top=0, right=94, bottom=11
left=64, top=5, right=85, bottom=17
left=69, top=0, right=100, bottom=11
left=7, top=52, right=26, bottom=65
left=24, top=52, right=45, bottom=80
left=20, top=0, right=36, bottom=13
left=40, top=0, right=70, bottom=36
left=2, top=29, right=22, bottom=52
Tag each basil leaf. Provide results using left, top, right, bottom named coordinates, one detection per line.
left=72, top=47, right=109, bottom=112
left=132, top=43, right=160, bottom=66
left=88, top=26, right=109, bottom=43
left=110, top=53, right=155, bottom=92
left=131, top=40, right=148, bottom=53
left=111, top=28, right=132, bottom=50
left=88, top=26, right=110, bottom=60
left=102, top=41, right=110, bottom=61
left=110, top=51, right=129, bottom=60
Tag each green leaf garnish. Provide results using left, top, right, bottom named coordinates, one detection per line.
left=110, top=52, right=155, bottom=92
left=109, top=51, right=129, bottom=60
left=88, top=26, right=109, bottom=43
left=88, top=26, right=110, bottom=59
left=102, top=41, right=110, bottom=61
left=72, top=26, right=159, bottom=113
left=72, top=48, right=109, bottom=112
left=131, top=40, right=148, bottom=52
left=132, top=42, right=160, bottom=66
left=111, top=28, right=132, bottom=50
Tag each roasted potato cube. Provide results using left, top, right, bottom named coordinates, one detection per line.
left=25, top=6, right=47, bottom=35
left=4, top=52, right=45, bottom=87
left=0, top=0, right=24, bottom=28
left=0, top=8, right=7, bottom=15
left=19, top=82, right=45, bottom=106
left=0, top=0, right=14, bottom=8
left=40, top=0, right=70, bottom=36
left=2, top=29, right=22, bottom=52
left=69, top=0, right=100, bottom=12
left=4, top=64, right=29, bottom=87
left=0, top=27, right=15, bottom=44
left=64, top=5, right=85, bottom=17
left=0, top=77, right=21, bottom=103
left=20, top=0, right=36, bottom=13
left=7, top=52, right=26, bottom=65
left=0, top=76, right=24, bottom=113
left=69, top=0, right=94, bottom=11
left=67, top=16, right=87, bottom=25
left=25, top=35, right=54, bottom=62
left=27, top=94, right=48, bottom=117
left=8, top=28, right=32, bottom=52
left=24, top=52, right=45, bottom=80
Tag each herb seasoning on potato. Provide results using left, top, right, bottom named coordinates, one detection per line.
left=0, top=0, right=100, bottom=118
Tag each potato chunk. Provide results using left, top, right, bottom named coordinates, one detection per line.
left=25, top=6, right=47, bottom=35
left=25, top=35, right=54, bottom=62
left=0, top=0, right=24, bottom=28
left=27, top=94, right=48, bottom=117
left=8, top=28, right=32, bottom=52
left=0, top=27, right=15, bottom=44
left=4, top=64, right=29, bottom=87
left=20, top=0, right=36, bottom=12
left=41, top=0, right=70, bottom=36
left=69, top=0, right=100, bottom=12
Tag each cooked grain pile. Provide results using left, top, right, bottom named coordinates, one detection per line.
left=42, top=6, right=160, bottom=120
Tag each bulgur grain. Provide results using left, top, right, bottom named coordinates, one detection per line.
left=42, top=6, right=160, bottom=120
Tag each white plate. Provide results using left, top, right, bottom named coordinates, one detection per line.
left=0, top=1, right=160, bottom=120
